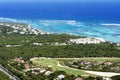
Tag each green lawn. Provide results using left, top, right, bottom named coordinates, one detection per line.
left=56, top=57, right=120, bottom=63
left=0, top=71, right=12, bottom=80
left=32, top=57, right=120, bottom=76
left=32, top=58, right=90, bottom=76
left=77, top=57, right=120, bottom=63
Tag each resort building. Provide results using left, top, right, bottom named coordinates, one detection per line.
left=69, top=38, right=105, bottom=44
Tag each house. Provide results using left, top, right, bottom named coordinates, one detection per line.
left=81, top=61, right=98, bottom=65
left=25, top=68, right=46, bottom=73
left=44, top=71, right=52, bottom=76
left=111, top=67, right=120, bottom=72
left=104, top=62, right=113, bottom=66
left=24, top=63, right=30, bottom=69
left=14, top=57, right=25, bottom=63
left=74, top=77, right=83, bottom=80
left=40, top=69, right=46, bottom=73
left=81, top=61, right=93, bottom=66
left=6, top=45, right=21, bottom=47
left=33, top=43, right=42, bottom=46
left=57, top=74, right=65, bottom=80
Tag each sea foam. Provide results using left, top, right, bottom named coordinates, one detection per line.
left=0, top=17, right=120, bottom=43
left=101, top=23, right=120, bottom=26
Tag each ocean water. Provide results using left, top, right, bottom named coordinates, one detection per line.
left=0, top=2, right=120, bottom=43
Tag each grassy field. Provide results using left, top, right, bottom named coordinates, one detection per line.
left=0, top=71, right=12, bottom=80
left=57, top=57, right=120, bottom=63
left=32, top=58, right=91, bottom=76
left=79, top=57, right=120, bottom=63
left=32, top=57, right=120, bottom=76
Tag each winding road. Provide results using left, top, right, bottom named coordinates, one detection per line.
left=57, top=61, right=120, bottom=77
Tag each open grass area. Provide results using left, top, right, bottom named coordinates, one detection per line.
left=56, top=57, right=120, bottom=63
left=32, top=57, right=120, bottom=76
left=32, top=58, right=91, bottom=76
left=78, top=57, right=120, bottom=63
left=0, top=71, right=12, bottom=80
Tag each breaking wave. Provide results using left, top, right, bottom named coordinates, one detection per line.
left=101, top=23, right=120, bottom=26
left=0, top=17, right=28, bottom=23
left=0, top=17, right=120, bottom=43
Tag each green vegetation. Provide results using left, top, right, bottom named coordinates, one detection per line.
left=0, top=33, right=81, bottom=45
left=60, top=58, right=120, bottom=63
left=0, top=71, right=12, bottom=80
left=61, top=58, right=120, bottom=72
left=32, top=58, right=90, bottom=76
left=111, top=75, right=120, bottom=80
left=0, top=23, right=120, bottom=80
left=0, top=23, right=120, bottom=60
left=0, top=43, right=120, bottom=61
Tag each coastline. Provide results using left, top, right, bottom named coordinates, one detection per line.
left=1, top=17, right=120, bottom=44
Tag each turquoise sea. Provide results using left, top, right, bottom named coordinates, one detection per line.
left=0, top=2, right=120, bottom=43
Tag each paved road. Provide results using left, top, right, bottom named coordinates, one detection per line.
left=85, top=71, right=120, bottom=77
left=0, top=64, right=20, bottom=80
left=57, top=61, right=120, bottom=77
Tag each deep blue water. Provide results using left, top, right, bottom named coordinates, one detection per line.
left=0, top=2, right=120, bottom=43
left=0, top=2, right=120, bottom=20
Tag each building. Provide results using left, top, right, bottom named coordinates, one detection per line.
left=69, top=38, right=105, bottom=44
left=74, top=77, right=83, bottom=80
left=24, top=63, right=30, bottom=69
left=44, top=71, right=52, bottom=76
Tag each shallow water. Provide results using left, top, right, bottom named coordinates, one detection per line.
left=0, top=18, right=120, bottom=43
left=0, top=2, right=120, bottom=43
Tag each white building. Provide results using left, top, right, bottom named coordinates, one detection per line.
left=69, top=38, right=105, bottom=44
left=33, top=43, right=42, bottom=46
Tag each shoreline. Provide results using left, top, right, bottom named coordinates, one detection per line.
left=1, top=18, right=120, bottom=44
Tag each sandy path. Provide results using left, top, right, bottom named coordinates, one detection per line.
left=85, top=71, right=120, bottom=77
left=57, top=61, right=120, bottom=77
